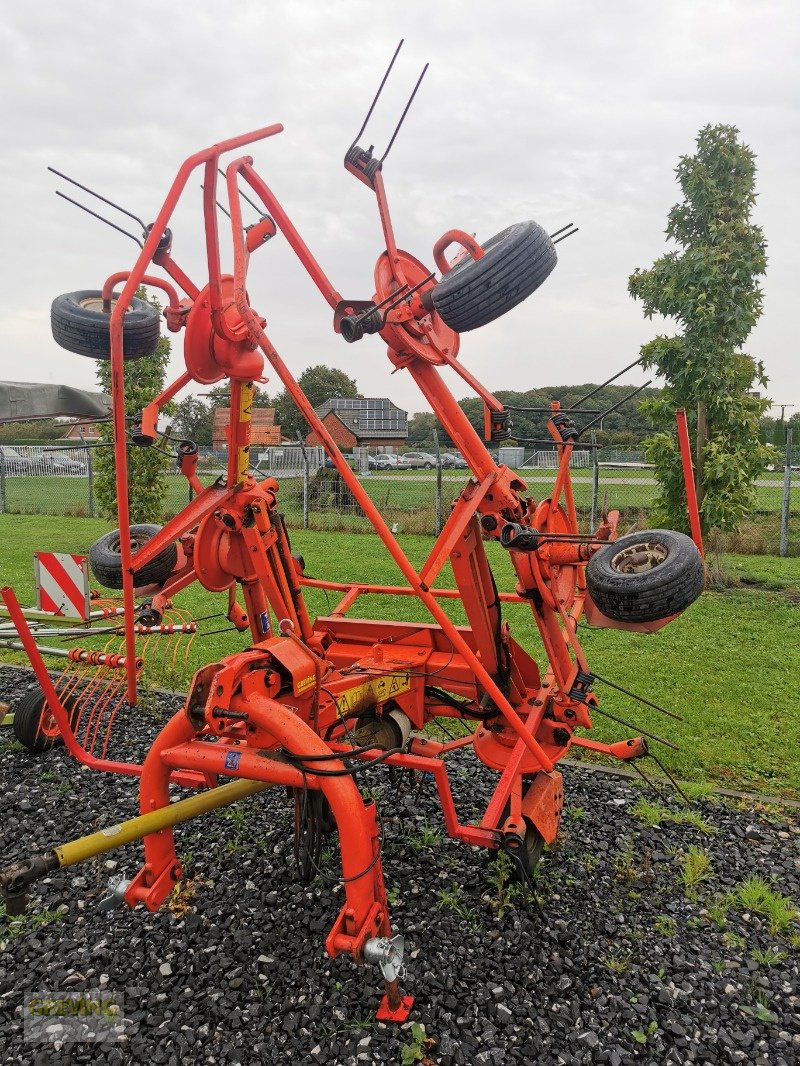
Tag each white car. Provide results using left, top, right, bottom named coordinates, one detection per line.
left=369, top=453, right=405, bottom=469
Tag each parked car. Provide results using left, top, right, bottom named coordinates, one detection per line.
left=401, top=451, right=437, bottom=469
left=369, top=453, right=405, bottom=469
left=37, top=452, right=88, bottom=476
left=440, top=451, right=468, bottom=469
left=0, top=447, right=33, bottom=476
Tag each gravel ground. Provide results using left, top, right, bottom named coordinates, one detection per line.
left=0, top=664, right=798, bottom=1065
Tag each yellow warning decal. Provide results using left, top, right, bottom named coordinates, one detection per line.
left=334, top=673, right=411, bottom=715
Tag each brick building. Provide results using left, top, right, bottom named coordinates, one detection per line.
left=212, top=407, right=281, bottom=450
left=305, top=398, right=407, bottom=450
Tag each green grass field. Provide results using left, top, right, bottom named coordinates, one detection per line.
left=1, top=514, right=798, bottom=796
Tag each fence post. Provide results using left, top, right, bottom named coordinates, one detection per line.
left=0, top=454, right=6, bottom=514
left=297, top=434, right=309, bottom=529
left=433, top=429, right=442, bottom=535
left=780, top=427, right=793, bottom=558
left=82, top=430, right=95, bottom=518
left=590, top=430, right=599, bottom=531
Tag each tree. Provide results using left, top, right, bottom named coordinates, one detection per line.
left=628, top=124, right=769, bottom=533
left=274, top=366, right=359, bottom=440
left=171, top=395, right=213, bottom=446
left=94, top=291, right=172, bottom=523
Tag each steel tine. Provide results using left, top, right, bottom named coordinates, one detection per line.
left=381, top=62, right=429, bottom=163
left=48, top=166, right=147, bottom=229
left=54, top=191, right=143, bottom=248
left=349, top=39, right=405, bottom=150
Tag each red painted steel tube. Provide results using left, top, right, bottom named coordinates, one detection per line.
left=106, top=126, right=283, bottom=706
left=676, top=408, right=704, bottom=557
left=300, top=577, right=526, bottom=605
left=237, top=162, right=342, bottom=309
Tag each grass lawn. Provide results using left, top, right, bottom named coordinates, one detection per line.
left=0, top=514, right=798, bottom=797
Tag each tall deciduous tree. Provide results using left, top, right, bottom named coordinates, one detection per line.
left=94, top=290, right=171, bottom=523
left=629, top=124, right=769, bottom=532
left=274, top=365, right=360, bottom=440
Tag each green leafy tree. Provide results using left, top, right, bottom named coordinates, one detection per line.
left=629, top=124, right=770, bottom=532
left=171, top=396, right=213, bottom=446
left=94, top=291, right=172, bottom=523
left=274, top=365, right=359, bottom=440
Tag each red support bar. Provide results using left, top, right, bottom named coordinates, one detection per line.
left=676, top=408, right=705, bottom=557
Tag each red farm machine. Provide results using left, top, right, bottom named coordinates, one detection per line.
left=0, top=46, right=704, bottom=1018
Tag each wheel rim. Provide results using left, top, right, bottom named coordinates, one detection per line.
left=38, top=705, right=60, bottom=739
left=610, top=540, right=668, bottom=575
left=79, top=296, right=133, bottom=316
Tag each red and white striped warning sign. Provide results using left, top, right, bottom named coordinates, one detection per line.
left=34, top=552, right=90, bottom=620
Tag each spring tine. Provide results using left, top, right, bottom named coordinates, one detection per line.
left=549, top=222, right=574, bottom=239
left=568, top=357, right=645, bottom=410
left=592, top=673, right=682, bottom=721
left=48, top=166, right=146, bottom=229
left=55, top=191, right=144, bottom=248
left=200, top=184, right=236, bottom=223
left=589, top=705, right=679, bottom=750
left=350, top=39, right=405, bottom=150
left=576, top=381, right=652, bottom=437
left=218, top=167, right=265, bottom=219
left=381, top=62, right=429, bottom=163
left=629, top=759, right=666, bottom=801
left=648, top=750, right=691, bottom=804
left=552, top=227, right=579, bottom=245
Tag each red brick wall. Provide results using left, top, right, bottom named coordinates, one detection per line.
left=306, top=413, right=357, bottom=449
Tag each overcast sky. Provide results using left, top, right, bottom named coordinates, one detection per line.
left=1, top=1, right=797, bottom=419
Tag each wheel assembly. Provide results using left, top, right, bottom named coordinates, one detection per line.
left=89, top=524, right=178, bottom=590
left=586, top=529, right=705, bottom=623
left=51, top=290, right=161, bottom=361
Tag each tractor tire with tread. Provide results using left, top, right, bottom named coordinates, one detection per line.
left=51, top=290, right=161, bottom=361
left=431, top=221, right=557, bottom=333
left=586, top=529, right=705, bottom=623
left=89, top=524, right=178, bottom=590
left=13, top=684, right=80, bottom=753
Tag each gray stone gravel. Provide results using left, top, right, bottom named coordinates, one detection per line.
left=0, top=664, right=798, bottom=1064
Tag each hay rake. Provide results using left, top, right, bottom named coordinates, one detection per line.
left=0, top=45, right=705, bottom=1018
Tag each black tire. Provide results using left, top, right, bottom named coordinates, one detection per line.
left=431, top=221, right=557, bottom=333
left=89, top=524, right=178, bottom=590
left=51, top=290, right=161, bottom=361
left=13, top=684, right=80, bottom=753
left=423, top=461, right=433, bottom=469
left=586, top=529, right=705, bottom=624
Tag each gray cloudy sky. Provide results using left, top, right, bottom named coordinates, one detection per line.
left=1, top=1, right=797, bottom=417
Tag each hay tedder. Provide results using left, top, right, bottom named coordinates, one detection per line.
left=0, top=48, right=705, bottom=1018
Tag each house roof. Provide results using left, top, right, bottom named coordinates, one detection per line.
left=314, top=397, right=407, bottom=440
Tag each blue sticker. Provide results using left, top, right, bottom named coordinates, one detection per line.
left=259, top=611, right=272, bottom=636
left=224, top=750, right=241, bottom=770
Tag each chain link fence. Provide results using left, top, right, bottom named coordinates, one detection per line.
left=1, top=440, right=798, bottom=555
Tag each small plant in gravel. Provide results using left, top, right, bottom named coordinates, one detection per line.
left=750, top=946, right=788, bottom=967
left=0, top=738, right=24, bottom=755
left=631, top=1020, right=658, bottom=1045
left=0, top=900, right=64, bottom=940
left=631, top=798, right=715, bottom=834
left=486, top=850, right=523, bottom=919
left=565, top=805, right=585, bottom=822
left=678, top=846, right=713, bottom=899
left=401, top=1021, right=436, bottom=1065
left=435, top=885, right=476, bottom=926
left=602, top=952, right=630, bottom=975
left=653, top=914, right=677, bottom=937
left=407, top=819, right=443, bottom=851
left=731, top=875, right=798, bottom=934
left=720, top=930, right=746, bottom=949
left=614, top=839, right=638, bottom=882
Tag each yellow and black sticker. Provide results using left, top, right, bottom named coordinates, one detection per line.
left=296, top=674, right=316, bottom=695
left=334, top=673, right=411, bottom=715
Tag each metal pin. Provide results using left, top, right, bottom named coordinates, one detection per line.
left=54, top=191, right=143, bottom=247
